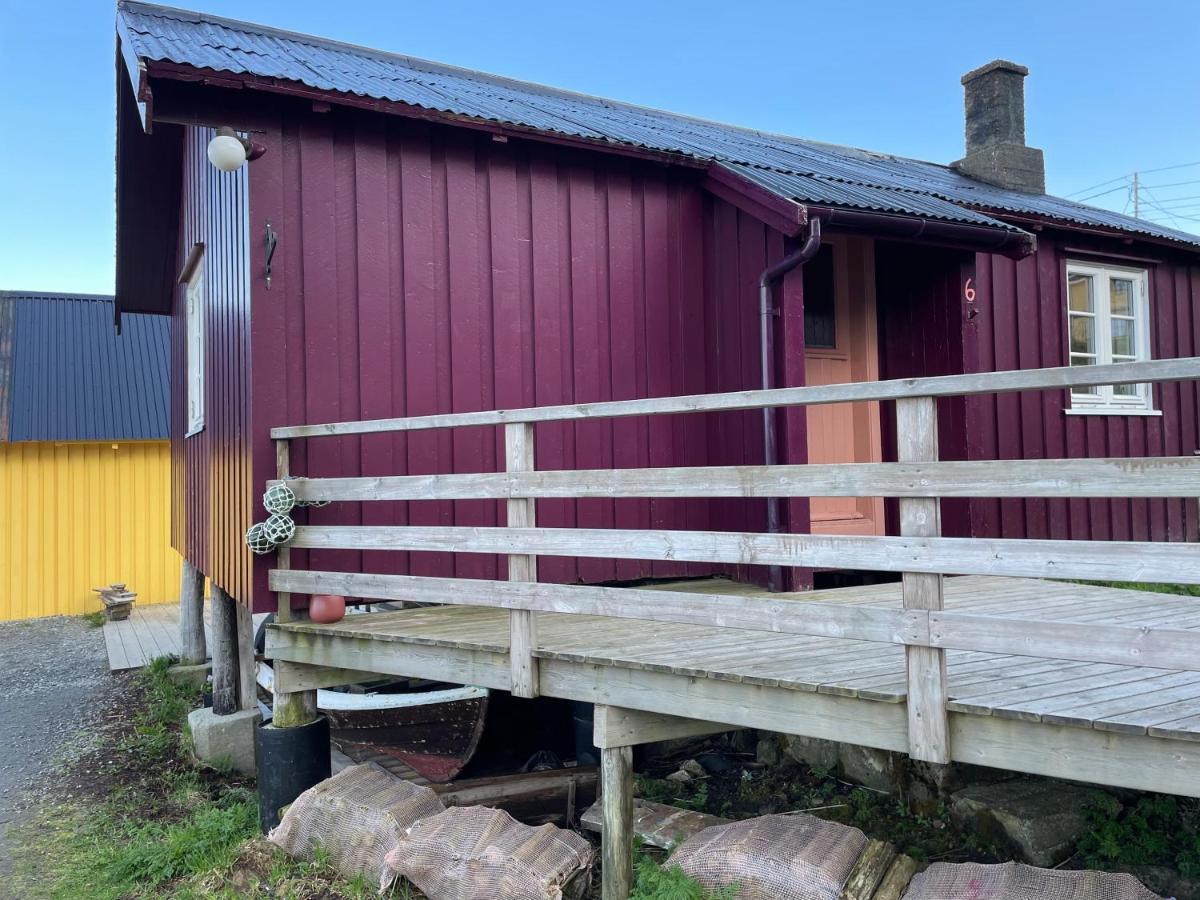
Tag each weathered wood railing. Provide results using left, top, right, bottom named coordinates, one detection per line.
left=269, top=356, right=1200, bottom=767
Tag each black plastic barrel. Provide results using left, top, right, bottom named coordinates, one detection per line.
left=255, top=716, right=331, bottom=833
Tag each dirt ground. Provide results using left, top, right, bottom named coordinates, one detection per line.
left=0, top=616, right=118, bottom=885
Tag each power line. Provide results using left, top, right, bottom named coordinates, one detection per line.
left=1077, top=183, right=1131, bottom=202
left=1140, top=188, right=1200, bottom=226
left=1066, top=174, right=1131, bottom=198
left=1134, top=160, right=1200, bottom=176
left=1065, top=163, right=1200, bottom=200
left=1139, top=179, right=1200, bottom=191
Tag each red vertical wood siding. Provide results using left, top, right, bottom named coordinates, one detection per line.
left=171, top=125, right=253, bottom=601
left=246, top=109, right=797, bottom=610
left=966, top=236, right=1200, bottom=543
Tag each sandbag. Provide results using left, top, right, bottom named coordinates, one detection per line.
left=902, top=861, right=1164, bottom=900
left=670, top=812, right=868, bottom=900
left=384, top=805, right=593, bottom=900
left=267, top=763, right=445, bottom=889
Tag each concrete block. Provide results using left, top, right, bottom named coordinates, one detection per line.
left=950, top=778, right=1092, bottom=866
left=188, top=707, right=261, bottom=776
left=167, top=662, right=211, bottom=690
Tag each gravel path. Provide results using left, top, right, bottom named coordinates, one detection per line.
left=0, top=616, right=116, bottom=883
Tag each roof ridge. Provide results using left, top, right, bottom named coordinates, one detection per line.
left=118, top=1, right=947, bottom=173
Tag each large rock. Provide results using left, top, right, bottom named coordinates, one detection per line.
left=839, top=743, right=905, bottom=794
left=780, top=733, right=839, bottom=771
left=950, top=779, right=1091, bottom=866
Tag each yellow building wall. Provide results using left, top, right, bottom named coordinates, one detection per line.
left=0, top=440, right=180, bottom=620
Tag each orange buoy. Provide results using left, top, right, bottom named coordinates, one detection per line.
left=309, top=594, right=346, bottom=624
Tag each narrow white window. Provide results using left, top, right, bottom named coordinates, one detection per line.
left=186, top=257, right=206, bottom=436
left=1066, top=262, right=1155, bottom=414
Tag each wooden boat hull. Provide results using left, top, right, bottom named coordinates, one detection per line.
left=324, top=692, right=489, bottom=783
left=257, top=662, right=488, bottom=783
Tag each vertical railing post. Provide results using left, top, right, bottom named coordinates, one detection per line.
left=275, top=438, right=293, bottom=624
left=505, top=422, right=539, bottom=698
left=896, top=396, right=950, bottom=764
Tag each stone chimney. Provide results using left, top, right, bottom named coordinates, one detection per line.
left=952, top=60, right=1045, bottom=194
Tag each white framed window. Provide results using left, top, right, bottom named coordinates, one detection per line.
left=1065, top=261, right=1157, bottom=415
left=185, top=257, right=206, bottom=436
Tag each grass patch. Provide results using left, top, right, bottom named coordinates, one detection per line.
left=9, top=655, right=410, bottom=899
left=631, top=844, right=737, bottom=900
left=1079, top=792, right=1200, bottom=878
left=1068, top=580, right=1200, bottom=597
left=82, top=610, right=107, bottom=628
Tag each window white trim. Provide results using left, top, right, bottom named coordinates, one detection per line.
left=1065, top=261, right=1154, bottom=414
left=185, top=257, right=206, bottom=437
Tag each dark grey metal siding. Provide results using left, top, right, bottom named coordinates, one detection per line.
left=1, top=292, right=169, bottom=441
left=116, top=1, right=1200, bottom=249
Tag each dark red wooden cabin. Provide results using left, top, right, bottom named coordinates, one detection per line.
left=114, top=3, right=1200, bottom=612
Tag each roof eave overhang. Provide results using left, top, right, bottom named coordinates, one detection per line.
left=810, top=205, right=1036, bottom=260
left=703, top=163, right=808, bottom=236
left=114, top=43, right=183, bottom=322
left=977, top=209, right=1200, bottom=257
left=142, top=59, right=708, bottom=171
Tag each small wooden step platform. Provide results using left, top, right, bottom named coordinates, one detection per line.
left=103, top=603, right=209, bottom=671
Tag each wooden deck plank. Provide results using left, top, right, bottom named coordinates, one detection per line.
left=1093, top=695, right=1200, bottom=735
left=103, top=617, right=131, bottom=670
left=143, top=605, right=182, bottom=660
left=1040, top=673, right=1200, bottom=728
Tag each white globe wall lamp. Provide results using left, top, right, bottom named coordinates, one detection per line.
left=207, top=126, right=266, bottom=172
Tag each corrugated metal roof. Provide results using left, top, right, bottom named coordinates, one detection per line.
left=0, top=292, right=169, bottom=442
left=116, top=2, right=1200, bottom=250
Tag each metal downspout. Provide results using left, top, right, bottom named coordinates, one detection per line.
left=757, top=218, right=822, bottom=592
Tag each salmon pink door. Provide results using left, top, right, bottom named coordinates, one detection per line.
left=803, top=236, right=885, bottom=536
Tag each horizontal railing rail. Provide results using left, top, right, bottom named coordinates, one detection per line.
left=268, top=356, right=1200, bottom=765
left=285, top=525, right=1200, bottom=585
left=277, top=458, right=1200, bottom=501
left=271, top=356, right=1200, bottom=439
left=269, top=570, right=1200, bottom=673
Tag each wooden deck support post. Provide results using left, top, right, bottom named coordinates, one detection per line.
left=896, top=396, right=950, bottom=764
left=178, top=558, right=207, bottom=666
left=210, top=584, right=240, bottom=716
left=594, top=705, right=637, bottom=899
left=235, top=602, right=257, bottom=711
left=505, top=422, right=539, bottom=698
left=600, top=743, right=634, bottom=900
left=275, top=439, right=293, bottom=624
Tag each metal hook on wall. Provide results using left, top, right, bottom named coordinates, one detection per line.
left=265, top=221, right=278, bottom=289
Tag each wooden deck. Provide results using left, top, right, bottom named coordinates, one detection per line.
left=267, top=576, right=1200, bottom=797
left=103, top=603, right=216, bottom=671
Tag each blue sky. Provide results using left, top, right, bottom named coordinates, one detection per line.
left=2, top=0, right=1198, bottom=294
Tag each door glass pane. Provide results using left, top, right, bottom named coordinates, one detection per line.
left=1068, top=273, right=1094, bottom=312
left=1111, top=318, right=1135, bottom=356
left=1070, top=315, right=1095, bottom=354
left=1111, top=278, right=1135, bottom=316
left=803, top=244, right=836, bottom=349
